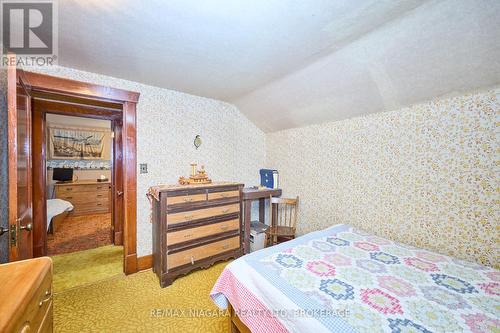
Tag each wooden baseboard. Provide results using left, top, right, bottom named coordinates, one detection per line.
left=137, top=254, right=153, bottom=271
left=124, top=253, right=137, bottom=275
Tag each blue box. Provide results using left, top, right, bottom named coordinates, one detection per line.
left=260, top=169, right=278, bottom=189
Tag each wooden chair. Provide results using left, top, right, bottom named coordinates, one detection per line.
left=265, top=196, right=299, bottom=246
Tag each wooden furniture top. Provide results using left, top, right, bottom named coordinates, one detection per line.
left=0, top=257, right=53, bottom=332
left=54, top=179, right=111, bottom=186
left=149, top=182, right=243, bottom=200
left=242, top=187, right=282, bottom=200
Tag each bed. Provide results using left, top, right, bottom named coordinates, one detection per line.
left=47, top=199, right=74, bottom=233
left=211, top=224, right=499, bottom=333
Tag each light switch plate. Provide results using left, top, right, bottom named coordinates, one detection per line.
left=139, top=163, right=148, bottom=174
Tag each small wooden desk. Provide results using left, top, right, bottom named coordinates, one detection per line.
left=242, top=187, right=282, bottom=253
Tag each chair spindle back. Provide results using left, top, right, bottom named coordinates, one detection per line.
left=269, top=196, right=299, bottom=230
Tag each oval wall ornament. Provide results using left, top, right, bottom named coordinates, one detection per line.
left=194, top=135, right=202, bottom=149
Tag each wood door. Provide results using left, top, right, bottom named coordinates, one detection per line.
left=112, top=119, right=124, bottom=245
left=8, top=60, right=33, bottom=261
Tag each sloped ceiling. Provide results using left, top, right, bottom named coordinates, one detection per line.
left=58, top=0, right=500, bottom=132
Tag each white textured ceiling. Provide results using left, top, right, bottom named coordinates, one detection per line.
left=58, top=0, right=500, bottom=132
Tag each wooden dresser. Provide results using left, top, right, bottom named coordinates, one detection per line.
left=150, top=182, right=244, bottom=287
left=0, top=257, right=53, bottom=333
left=55, top=180, right=111, bottom=215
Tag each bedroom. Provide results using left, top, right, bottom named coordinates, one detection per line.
left=0, top=0, right=498, bottom=332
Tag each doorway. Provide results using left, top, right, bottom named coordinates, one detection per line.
left=45, top=114, right=116, bottom=256
left=6, top=68, right=140, bottom=276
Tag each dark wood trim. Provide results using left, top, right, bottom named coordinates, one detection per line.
left=137, top=254, right=153, bottom=271
left=20, top=71, right=140, bottom=103
left=31, top=109, right=46, bottom=257
left=23, top=70, right=140, bottom=275
left=241, top=188, right=282, bottom=200
left=122, top=101, right=137, bottom=275
left=112, top=119, right=124, bottom=246
left=34, top=99, right=122, bottom=120
left=30, top=91, right=123, bottom=110
left=239, top=187, right=244, bottom=254
left=242, top=200, right=252, bottom=254
left=32, top=101, right=122, bottom=257
left=125, top=253, right=137, bottom=274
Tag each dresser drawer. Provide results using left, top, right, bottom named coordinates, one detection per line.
left=167, top=203, right=240, bottom=225
left=56, top=193, right=109, bottom=204
left=207, top=190, right=239, bottom=201
left=56, top=184, right=109, bottom=193
left=62, top=196, right=109, bottom=207
left=167, top=193, right=206, bottom=206
left=76, top=199, right=109, bottom=209
left=167, top=236, right=240, bottom=269
left=167, top=219, right=239, bottom=246
left=13, top=265, right=52, bottom=333
left=73, top=200, right=110, bottom=215
left=38, top=302, right=53, bottom=333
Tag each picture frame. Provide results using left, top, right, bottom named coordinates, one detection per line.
left=48, top=125, right=111, bottom=160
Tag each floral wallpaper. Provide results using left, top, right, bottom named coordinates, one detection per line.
left=267, top=88, right=499, bottom=268
left=29, top=66, right=266, bottom=257
left=20, top=65, right=499, bottom=268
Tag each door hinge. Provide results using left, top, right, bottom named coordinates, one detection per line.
left=10, top=224, right=17, bottom=246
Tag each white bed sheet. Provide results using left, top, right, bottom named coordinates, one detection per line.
left=46, top=199, right=74, bottom=231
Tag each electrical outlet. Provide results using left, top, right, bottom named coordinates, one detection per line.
left=139, top=163, right=148, bottom=174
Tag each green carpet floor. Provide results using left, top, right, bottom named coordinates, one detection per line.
left=53, top=262, right=230, bottom=332
left=52, top=245, right=124, bottom=292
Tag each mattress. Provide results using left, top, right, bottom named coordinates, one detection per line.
left=46, top=199, right=74, bottom=231
left=210, top=224, right=499, bottom=333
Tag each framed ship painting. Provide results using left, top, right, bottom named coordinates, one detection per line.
left=48, top=126, right=111, bottom=160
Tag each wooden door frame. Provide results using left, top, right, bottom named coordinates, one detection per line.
left=19, top=70, right=140, bottom=274
left=31, top=102, right=122, bottom=247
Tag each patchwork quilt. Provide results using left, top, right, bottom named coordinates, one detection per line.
left=210, top=224, right=499, bottom=333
